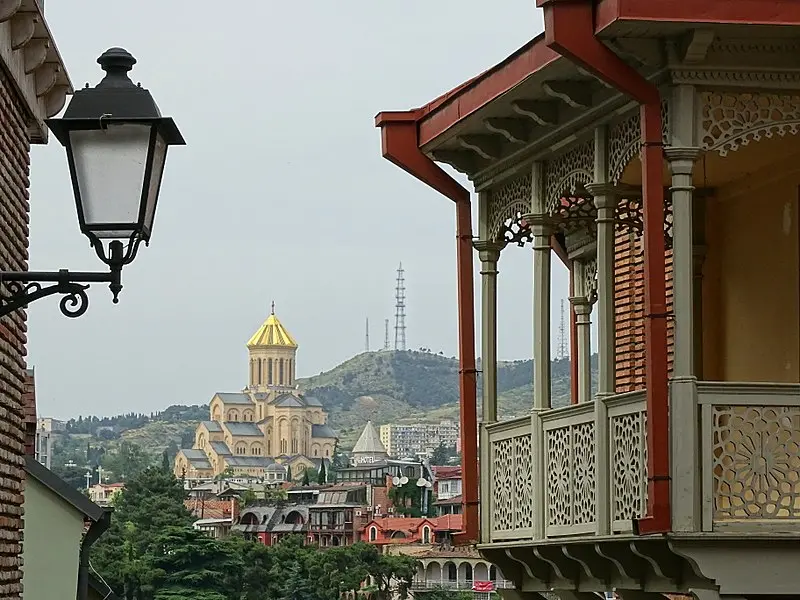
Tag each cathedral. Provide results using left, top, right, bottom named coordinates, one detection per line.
left=174, top=307, right=337, bottom=481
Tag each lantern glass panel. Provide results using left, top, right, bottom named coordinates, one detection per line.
left=69, top=123, right=152, bottom=239
left=142, top=132, right=167, bottom=236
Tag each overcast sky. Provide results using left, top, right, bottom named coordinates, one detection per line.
left=28, top=1, right=571, bottom=419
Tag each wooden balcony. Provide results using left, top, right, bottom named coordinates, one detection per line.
left=480, top=382, right=800, bottom=597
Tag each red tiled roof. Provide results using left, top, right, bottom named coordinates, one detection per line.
left=431, top=514, right=462, bottom=531
left=184, top=499, right=236, bottom=520
left=433, top=494, right=462, bottom=506
left=431, top=466, right=461, bottom=479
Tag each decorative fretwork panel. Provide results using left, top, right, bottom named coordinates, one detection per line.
left=607, top=101, right=671, bottom=184
left=545, top=419, right=596, bottom=534
left=610, top=408, right=648, bottom=530
left=711, top=405, right=800, bottom=521
left=487, top=173, right=532, bottom=245
left=702, top=92, right=800, bottom=156
left=544, top=139, right=594, bottom=216
left=490, top=424, right=533, bottom=539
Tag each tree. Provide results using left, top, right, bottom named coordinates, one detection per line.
left=285, top=464, right=292, bottom=482
left=317, top=461, right=327, bottom=485
left=301, top=469, right=310, bottom=486
left=161, top=451, right=170, bottom=472
left=421, top=589, right=473, bottom=600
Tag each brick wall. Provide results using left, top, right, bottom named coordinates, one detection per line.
left=22, top=370, right=34, bottom=457
left=614, top=229, right=675, bottom=393
left=0, top=65, right=32, bottom=599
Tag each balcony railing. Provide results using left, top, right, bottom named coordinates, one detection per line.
left=485, top=383, right=800, bottom=542
left=410, top=579, right=515, bottom=590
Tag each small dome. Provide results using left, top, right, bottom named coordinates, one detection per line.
left=266, top=463, right=287, bottom=472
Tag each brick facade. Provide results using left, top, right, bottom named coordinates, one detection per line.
left=0, top=66, right=33, bottom=599
left=614, top=229, right=675, bottom=393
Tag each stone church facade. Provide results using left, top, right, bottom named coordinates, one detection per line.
left=174, top=309, right=337, bottom=480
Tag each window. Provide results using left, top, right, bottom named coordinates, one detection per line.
left=268, top=359, right=273, bottom=385
left=422, top=526, right=431, bottom=544
left=235, top=444, right=247, bottom=455
left=279, top=358, right=284, bottom=385
left=369, top=526, right=377, bottom=542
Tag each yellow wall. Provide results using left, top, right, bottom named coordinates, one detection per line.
left=21, top=477, right=85, bottom=600
left=704, top=176, right=799, bottom=382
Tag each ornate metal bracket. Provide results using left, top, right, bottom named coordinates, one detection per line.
left=0, top=267, right=121, bottom=319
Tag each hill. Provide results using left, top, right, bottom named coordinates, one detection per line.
left=50, top=351, right=595, bottom=466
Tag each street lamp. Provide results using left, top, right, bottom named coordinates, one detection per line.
left=0, top=47, right=185, bottom=318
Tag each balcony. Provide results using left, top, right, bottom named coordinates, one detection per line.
left=480, top=382, right=800, bottom=595
left=410, top=579, right=515, bottom=591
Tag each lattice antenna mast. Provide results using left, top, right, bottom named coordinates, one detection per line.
left=557, top=299, right=568, bottom=359
left=383, top=319, right=390, bottom=351
left=365, top=317, right=370, bottom=353
left=394, top=263, right=407, bottom=351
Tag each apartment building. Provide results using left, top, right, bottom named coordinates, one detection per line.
left=379, top=421, right=459, bottom=459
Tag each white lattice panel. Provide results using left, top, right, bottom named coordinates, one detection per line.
left=489, top=420, right=533, bottom=540
left=711, top=405, right=800, bottom=522
left=544, top=414, right=597, bottom=536
left=609, top=405, right=648, bottom=532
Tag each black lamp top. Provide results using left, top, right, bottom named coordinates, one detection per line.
left=96, top=48, right=138, bottom=89
left=62, top=47, right=161, bottom=120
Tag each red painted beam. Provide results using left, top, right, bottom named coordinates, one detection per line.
left=596, top=0, right=800, bottom=30
left=541, top=0, right=671, bottom=535
left=375, top=111, right=479, bottom=544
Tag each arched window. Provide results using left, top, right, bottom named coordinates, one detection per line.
left=228, top=410, right=239, bottom=421
left=489, top=565, right=497, bottom=581
left=325, top=448, right=330, bottom=457
left=464, top=563, right=473, bottom=582
left=291, top=419, right=299, bottom=454
left=198, top=434, right=206, bottom=448
left=257, top=359, right=262, bottom=385
left=369, top=526, right=377, bottom=542
left=267, top=428, right=272, bottom=455
left=279, top=358, right=285, bottom=385
left=447, top=563, right=457, bottom=581
left=422, top=526, right=431, bottom=544
left=313, top=448, right=318, bottom=457
left=235, top=443, right=247, bottom=455
left=288, top=359, right=293, bottom=384
left=268, top=358, right=273, bottom=385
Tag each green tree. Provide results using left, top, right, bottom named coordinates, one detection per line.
left=161, top=451, right=170, bottom=472
left=301, top=469, right=310, bottom=486
left=317, top=461, right=327, bottom=485
left=285, top=464, right=292, bottom=481
left=420, top=589, right=473, bottom=600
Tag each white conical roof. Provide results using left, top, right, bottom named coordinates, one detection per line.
left=352, top=420, right=387, bottom=455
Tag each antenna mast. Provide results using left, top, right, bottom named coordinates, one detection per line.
left=557, top=299, right=568, bottom=359
left=365, top=317, right=370, bottom=353
left=383, top=319, right=390, bottom=351
left=394, top=263, right=407, bottom=351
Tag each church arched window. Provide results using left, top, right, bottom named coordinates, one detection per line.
left=235, top=443, right=247, bottom=455
left=257, top=359, right=262, bottom=385
left=288, top=359, right=293, bottom=384
left=279, top=358, right=285, bottom=385
left=268, top=359, right=273, bottom=385
left=228, top=410, right=239, bottom=422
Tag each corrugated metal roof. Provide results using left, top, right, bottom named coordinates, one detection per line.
left=312, top=424, right=337, bottom=439
left=223, top=422, right=263, bottom=437
left=215, top=393, right=254, bottom=405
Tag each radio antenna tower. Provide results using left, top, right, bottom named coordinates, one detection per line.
left=394, top=263, right=407, bottom=351
left=557, top=299, right=568, bottom=359
left=383, top=319, right=390, bottom=351
left=365, top=317, right=370, bottom=353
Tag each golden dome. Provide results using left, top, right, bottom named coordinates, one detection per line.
left=247, top=307, right=298, bottom=349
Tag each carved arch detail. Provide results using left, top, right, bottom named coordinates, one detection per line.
left=701, top=91, right=800, bottom=156
left=544, top=138, right=594, bottom=215
left=608, top=101, right=671, bottom=184
left=487, top=172, right=533, bottom=246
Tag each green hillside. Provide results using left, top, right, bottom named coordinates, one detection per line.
left=50, top=351, right=595, bottom=471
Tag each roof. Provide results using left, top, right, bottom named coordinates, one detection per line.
left=24, top=456, right=106, bottom=522
left=274, top=394, right=304, bottom=408
left=352, top=421, right=388, bottom=455
left=223, top=422, right=263, bottom=437
left=210, top=441, right=232, bottom=456
left=433, top=494, right=462, bottom=506
left=432, top=465, right=462, bottom=480
left=182, top=449, right=213, bottom=470
left=185, top=499, right=234, bottom=520
left=214, top=393, right=254, bottom=406
left=223, top=456, right=274, bottom=467
left=200, top=420, right=223, bottom=432
left=311, top=423, right=337, bottom=439
left=367, top=517, right=430, bottom=534
left=303, top=396, right=323, bottom=407
left=266, top=463, right=286, bottom=472
left=247, top=311, right=298, bottom=348
left=431, top=514, right=462, bottom=531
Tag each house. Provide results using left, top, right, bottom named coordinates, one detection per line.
left=22, top=456, right=114, bottom=600
left=87, top=482, right=125, bottom=507
left=376, top=0, right=800, bottom=596
left=307, top=484, right=369, bottom=547
left=430, top=466, right=462, bottom=500
left=362, top=515, right=462, bottom=546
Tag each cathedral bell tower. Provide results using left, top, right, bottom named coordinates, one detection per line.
left=247, top=302, right=298, bottom=391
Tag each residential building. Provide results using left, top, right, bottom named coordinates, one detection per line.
left=87, top=482, right=125, bottom=507
left=379, top=421, right=459, bottom=459
left=0, top=1, right=71, bottom=595
left=307, top=484, right=369, bottom=547
left=430, top=466, right=462, bottom=501
left=173, top=308, right=337, bottom=481
left=37, top=417, right=67, bottom=433
left=376, top=1, right=800, bottom=597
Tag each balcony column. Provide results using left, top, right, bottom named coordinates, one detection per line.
left=569, top=260, right=595, bottom=404
left=523, top=161, right=551, bottom=539
left=474, top=192, right=505, bottom=544
left=667, top=83, right=702, bottom=533
left=586, top=125, right=614, bottom=535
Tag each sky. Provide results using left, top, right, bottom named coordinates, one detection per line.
left=28, top=1, right=572, bottom=419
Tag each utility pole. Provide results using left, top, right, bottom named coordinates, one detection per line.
left=383, top=319, right=390, bottom=351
